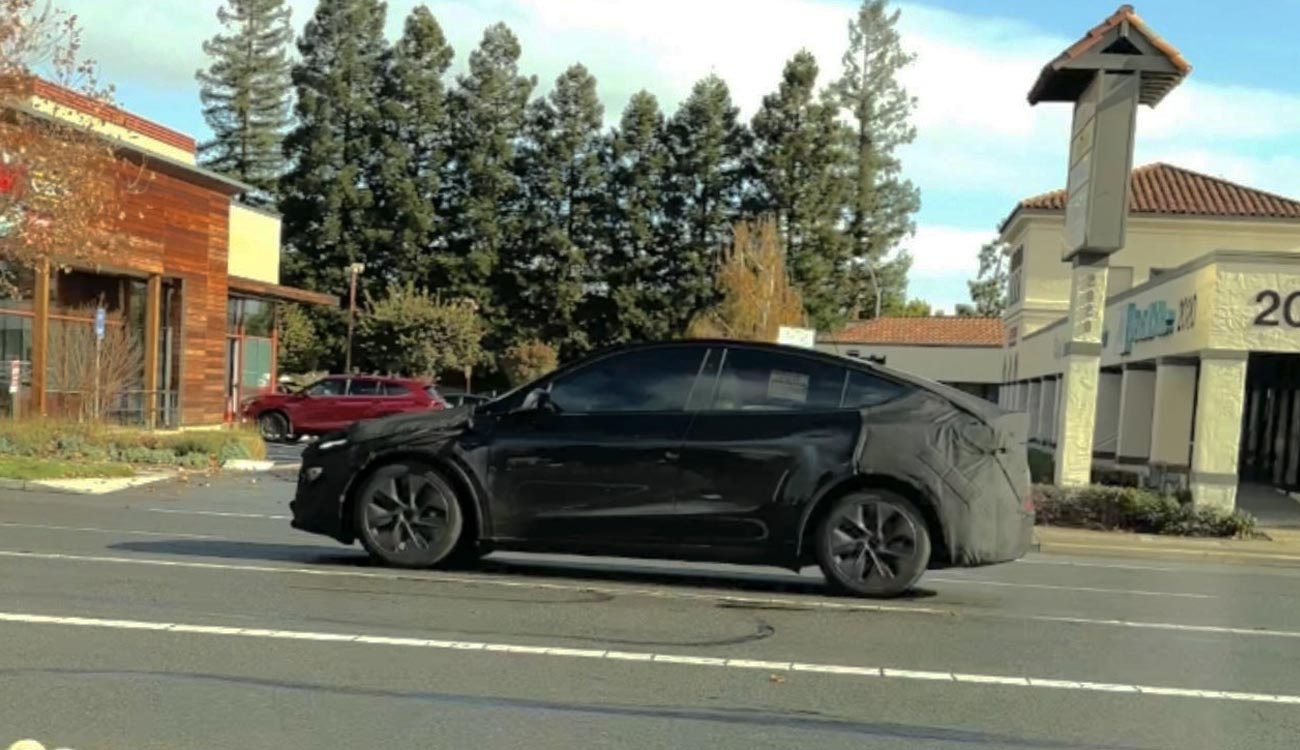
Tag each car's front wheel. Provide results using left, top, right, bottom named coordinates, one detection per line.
left=354, top=461, right=464, bottom=569
left=816, top=490, right=931, bottom=598
left=258, top=411, right=290, bottom=442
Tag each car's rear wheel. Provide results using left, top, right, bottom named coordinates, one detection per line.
left=258, top=411, right=289, bottom=442
left=816, top=490, right=930, bottom=598
left=354, top=461, right=464, bottom=569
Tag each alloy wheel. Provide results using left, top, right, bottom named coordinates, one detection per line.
left=355, top=463, right=464, bottom=568
left=817, top=492, right=930, bottom=597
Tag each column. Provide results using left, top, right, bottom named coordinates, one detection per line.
left=1040, top=377, right=1058, bottom=445
left=1190, top=352, right=1248, bottom=510
left=1050, top=376, right=1063, bottom=446
left=1115, top=364, right=1155, bottom=467
left=1054, top=263, right=1109, bottom=486
left=1027, top=379, right=1042, bottom=442
left=30, top=258, right=50, bottom=417
left=143, top=274, right=162, bottom=429
left=1150, top=358, right=1197, bottom=479
left=1092, top=369, right=1122, bottom=458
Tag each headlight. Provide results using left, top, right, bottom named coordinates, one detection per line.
left=304, top=466, right=325, bottom=482
left=316, top=438, right=348, bottom=452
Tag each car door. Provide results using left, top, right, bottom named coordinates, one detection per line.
left=672, top=347, right=897, bottom=549
left=486, top=345, right=711, bottom=545
left=335, top=377, right=386, bottom=428
left=286, top=377, right=348, bottom=433
left=365, top=381, right=426, bottom=419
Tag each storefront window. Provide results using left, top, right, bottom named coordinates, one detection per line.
left=227, top=297, right=274, bottom=337
left=0, top=313, right=32, bottom=363
left=241, top=337, right=273, bottom=390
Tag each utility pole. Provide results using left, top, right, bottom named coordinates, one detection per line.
left=344, top=262, right=365, bottom=374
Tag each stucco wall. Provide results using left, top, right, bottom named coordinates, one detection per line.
left=27, top=94, right=197, bottom=165
left=816, top=342, right=1002, bottom=384
left=227, top=204, right=282, bottom=284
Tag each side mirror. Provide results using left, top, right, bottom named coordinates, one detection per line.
left=519, top=388, right=557, bottom=414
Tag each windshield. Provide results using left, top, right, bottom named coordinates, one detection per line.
left=7, top=2, right=1294, bottom=749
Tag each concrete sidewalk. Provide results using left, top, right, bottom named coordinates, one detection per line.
left=1035, top=525, right=1300, bottom=567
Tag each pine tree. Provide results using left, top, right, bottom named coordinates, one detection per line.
left=507, top=63, right=605, bottom=355
left=369, top=5, right=454, bottom=286
left=750, top=50, right=852, bottom=330
left=196, top=0, right=293, bottom=204
left=966, top=240, right=1009, bottom=316
left=439, top=23, right=536, bottom=334
left=279, top=0, right=387, bottom=295
left=662, top=75, right=750, bottom=333
left=834, top=0, right=920, bottom=319
left=595, top=90, right=672, bottom=343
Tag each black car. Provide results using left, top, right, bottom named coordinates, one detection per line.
left=290, top=340, right=1033, bottom=597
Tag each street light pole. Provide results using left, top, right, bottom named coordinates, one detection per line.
left=344, top=262, right=365, bottom=374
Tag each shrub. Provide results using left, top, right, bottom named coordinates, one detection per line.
left=501, top=340, right=559, bottom=386
left=0, top=420, right=265, bottom=468
left=1033, top=483, right=1260, bottom=539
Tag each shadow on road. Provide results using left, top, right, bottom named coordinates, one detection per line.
left=107, top=538, right=937, bottom=602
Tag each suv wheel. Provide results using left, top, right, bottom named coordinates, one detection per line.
left=258, top=411, right=289, bottom=442
left=816, top=490, right=931, bottom=598
left=354, top=461, right=464, bottom=569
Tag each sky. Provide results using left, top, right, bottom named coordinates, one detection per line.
left=56, top=0, right=1300, bottom=313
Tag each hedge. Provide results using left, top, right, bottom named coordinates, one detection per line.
left=1033, top=484, right=1261, bottom=539
left=0, top=421, right=265, bottom=468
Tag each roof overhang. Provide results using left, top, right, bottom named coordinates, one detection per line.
left=1028, top=5, right=1190, bottom=107
left=229, top=275, right=338, bottom=307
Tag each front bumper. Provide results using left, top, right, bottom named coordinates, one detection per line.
left=289, top=449, right=357, bottom=544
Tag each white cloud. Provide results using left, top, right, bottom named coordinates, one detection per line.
left=903, top=225, right=995, bottom=276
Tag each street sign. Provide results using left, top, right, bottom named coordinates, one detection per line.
left=777, top=326, right=816, bottom=350
left=8, top=359, right=18, bottom=395
left=94, top=306, right=106, bottom=341
left=1062, top=71, right=1139, bottom=259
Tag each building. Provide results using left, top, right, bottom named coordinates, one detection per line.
left=817, top=316, right=1004, bottom=401
left=823, top=163, right=1300, bottom=509
left=0, top=79, right=334, bottom=427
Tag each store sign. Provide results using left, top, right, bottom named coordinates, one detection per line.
left=1253, top=290, right=1300, bottom=328
left=1122, top=300, right=1174, bottom=354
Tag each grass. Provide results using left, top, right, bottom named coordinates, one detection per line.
left=0, top=420, right=266, bottom=468
left=0, top=456, right=136, bottom=481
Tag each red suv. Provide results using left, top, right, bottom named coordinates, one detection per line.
left=243, top=375, right=445, bottom=442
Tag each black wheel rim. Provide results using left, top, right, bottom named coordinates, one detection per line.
left=826, top=498, right=919, bottom=586
left=363, top=472, right=452, bottom=555
left=259, top=414, right=285, bottom=440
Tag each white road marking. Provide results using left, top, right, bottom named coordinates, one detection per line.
left=2, top=549, right=1295, bottom=642
left=0, top=522, right=220, bottom=540
left=927, top=576, right=1215, bottom=600
left=143, top=508, right=291, bottom=521
left=1016, top=558, right=1184, bottom=573
left=1043, top=541, right=1300, bottom=564
left=2, top=609, right=1297, bottom=706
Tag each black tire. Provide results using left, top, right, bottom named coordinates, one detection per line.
left=353, top=461, right=465, bottom=569
left=815, top=490, right=931, bottom=598
left=258, top=411, right=290, bottom=442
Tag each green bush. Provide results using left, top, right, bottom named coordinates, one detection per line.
left=1033, top=484, right=1260, bottom=539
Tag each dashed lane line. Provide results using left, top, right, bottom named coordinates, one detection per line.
left=0, top=522, right=220, bottom=540
left=143, top=508, right=292, bottom=521
left=0, top=549, right=1295, bottom=642
left=926, top=576, right=1214, bottom=599
left=1, top=610, right=1296, bottom=706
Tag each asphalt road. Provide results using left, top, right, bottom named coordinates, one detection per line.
left=3, top=474, right=1300, bottom=749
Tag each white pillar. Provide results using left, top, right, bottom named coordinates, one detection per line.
left=1191, top=352, right=1248, bottom=510
left=1092, top=369, right=1123, bottom=457
left=1038, top=379, right=1055, bottom=443
left=1027, top=380, right=1043, bottom=441
left=1150, top=358, right=1198, bottom=476
left=1116, top=364, right=1155, bottom=467
left=1053, top=264, right=1109, bottom=486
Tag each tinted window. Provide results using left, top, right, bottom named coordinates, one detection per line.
left=712, top=348, right=845, bottom=411
left=842, top=369, right=908, bottom=407
left=349, top=379, right=383, bottom=396
left=305, top=378, right=346, bottom=396
left=549, top=347, right=706, bottom=413
left=383, top=382, right=411, bottom=397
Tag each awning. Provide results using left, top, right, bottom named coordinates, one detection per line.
left=228, top=275, right=338, bottom=307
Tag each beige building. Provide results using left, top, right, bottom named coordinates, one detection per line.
left=818, top=163, right=1300, bottom=510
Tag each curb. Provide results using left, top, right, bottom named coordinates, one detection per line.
left=1035, top=531, right=1300, bottom=568
left=0, top=478, right=81, bottom=495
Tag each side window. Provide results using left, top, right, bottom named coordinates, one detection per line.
left=348, top=379, right=383, bottom=396
left=382, top=382, right=411, bottom=397
left=306, top=378, right=346, bottom=397
left=842, top=369, right=909, bottom=408
left=549, top=347, right=706, bottom=413
left=712, top=348, right=845, bottom=411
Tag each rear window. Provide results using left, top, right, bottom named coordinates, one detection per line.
left=842, top=369, right=909, bottom=407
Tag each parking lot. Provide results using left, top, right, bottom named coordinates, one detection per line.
left=2, top=472, right=1300, bottom=749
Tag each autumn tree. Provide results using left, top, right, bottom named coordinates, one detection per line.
left=356, top=283, right=486, bottom=384
left=500, top=339, right=559, bottom=386
left=688, top=219, right=806, bottom=342
left=0, top=0, right=126, bottom=297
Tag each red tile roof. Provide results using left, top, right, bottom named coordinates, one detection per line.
left=820, top=317, right=1004, bottom=347
left=1002, top=163, right=1300, bottom=230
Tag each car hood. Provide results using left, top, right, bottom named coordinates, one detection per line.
left=345, top=406, right=474, bottom=445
